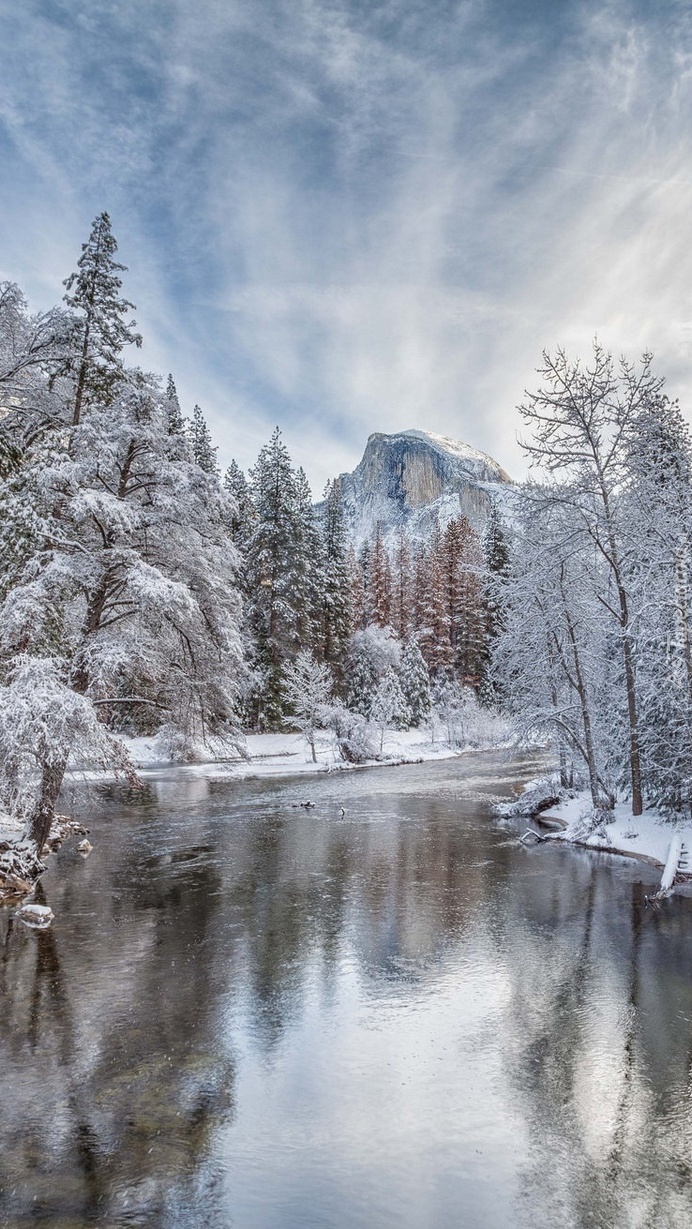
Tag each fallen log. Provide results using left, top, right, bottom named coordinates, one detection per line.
left=519, top=829, right=550, bottom=845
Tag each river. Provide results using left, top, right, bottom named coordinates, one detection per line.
left=2, top=751, right=692, bottom=1228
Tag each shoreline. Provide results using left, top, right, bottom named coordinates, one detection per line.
left=535, top=812, right=667, bottom=872
left=64, top=728, right=502, bottom=786
left=514, top=787, right=692, bottom=892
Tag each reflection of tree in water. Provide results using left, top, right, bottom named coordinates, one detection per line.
left=0, top=854, right=234, bottom=1227
left=498, top=852, right=692, bottom=1228
left=225, top=817, right=339, bottom=1050
left=220, top=798, right=509, bottom=1053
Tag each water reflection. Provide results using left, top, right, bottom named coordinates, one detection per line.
left=0, top=836, right=234, bottom=1226
left=1, top=753, right=692, bottom=1227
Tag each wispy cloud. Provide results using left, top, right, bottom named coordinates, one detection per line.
left=2, top=0, right=692, bottom=487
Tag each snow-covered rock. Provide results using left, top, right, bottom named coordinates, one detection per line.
left=16, top=903, right=54, bottom=928
left=335, top=428, right=511, bottom=545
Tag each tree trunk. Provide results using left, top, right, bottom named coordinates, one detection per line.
left=674, top=544, right=692, bottom=697
left=23, top=758, right=69, bottom=853
left=601, top=488, right=644, bottom=818
left=561, top=607, right=603, bottom=811
left=620, top=630, right=643, bottom=815
left=72, top=321, right=91, bottom=428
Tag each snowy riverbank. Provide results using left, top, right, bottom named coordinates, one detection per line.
left=500, top=778, right=692, bottom=891
left=106, top=727, right=482, bottom=780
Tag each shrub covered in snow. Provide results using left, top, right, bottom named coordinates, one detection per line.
left=327, top=705, right=377, bottom=764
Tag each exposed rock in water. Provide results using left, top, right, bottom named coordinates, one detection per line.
left=0, top=842, right=46, bottom=901
left=40, top=814, right=90, bottom=857
left=16, top=902, right=54, bottom=928
left=0, top=814, right=90, bottom=900
left=77, top=839, right=93, bottom=855
left=335, top=429, right=511, bottom=545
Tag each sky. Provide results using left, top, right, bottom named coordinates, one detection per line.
left=2, top=0, right=692, bottom=491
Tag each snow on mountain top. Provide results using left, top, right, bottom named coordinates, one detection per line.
left=368, top=429, right=510, bottom=480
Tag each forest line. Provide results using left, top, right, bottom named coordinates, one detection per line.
left=1, top=213, right=691, bottom=893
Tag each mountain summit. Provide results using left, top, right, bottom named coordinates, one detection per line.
left=337, top=429, right=511, bottom=544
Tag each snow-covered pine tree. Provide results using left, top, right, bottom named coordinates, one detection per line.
left=246, top=428, right=302, bottom=728
left=452, top=516, right=487, bottom=686
left=188, top=404, right=219, bottom=477
left=370, top=668, right=410, bottom=751
left=481, top=502, right=510, bottom=696
left=369, top=523, right=392, bottom=628
left=165, top=374, right=185, bottom=436
left=358, top=539, right=373, bottom=627
left=319, top=479, right=353, bottom=679
left=63, top=211, right=142, bottom=426
left=223, top=460, right=254, bottom=550
left=398, top=637, right=431, bottom=727
left=440, top=517, right=465, bottom=674
left=414, top=526, right=452, bottom=678
left=293, top=466, right=324, bottom=655
left=344, top=641, right=379, bottom=716
left=344, top=625, right=401, bottom=717
left=390, top=526, right=412, bottom=642
left=349, top=545, right=366, bottom=632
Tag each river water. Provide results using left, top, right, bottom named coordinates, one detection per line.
left=2, top=751, right=692, bottom=1228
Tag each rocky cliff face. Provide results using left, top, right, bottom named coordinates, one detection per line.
left=337, top=429, right=511, bottom=544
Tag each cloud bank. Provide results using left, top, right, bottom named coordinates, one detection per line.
left=1, top=0, right=692, bottom=487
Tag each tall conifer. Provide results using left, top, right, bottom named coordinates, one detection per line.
left=63, top=212, right=141, bottom=426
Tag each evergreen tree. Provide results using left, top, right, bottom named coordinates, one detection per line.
left=344, top=625, right=401, bottom=717
left=293, top=466, right=324, bottom=655
left=188, top=404, right=219, bottom=476
left=349, top=545, right=366, bottom=633
left=345, top=648, right=379, bottom=716
left=370, top=668, right=411, bottom=751
left=391, top=526, right=413, bottom=642
left=223, top=459, right=254, bottom=549
left=165, top=374, right=185, bottom=436
left=481, top=502, right=510, bottom=694
left=320, top=479, right=353, bottom=679
left=415, top=527, right=452, bottom=677
left=399, top=638, right=431, bottom=726
left=370, top=523, right=392, bottom=627
left=246, top=428, right=301, bottom=728
left=63, top=212, right=142, bottom=426
left=453, top=517, right=487, bottom=685
left=358, top=539, right=373, bottom=626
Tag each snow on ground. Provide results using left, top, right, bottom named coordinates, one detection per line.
left=509, top=783, right=692, bottom=887
left=66, top=726, right=477, bottom=784
left=542, top=794, right=684, bottom=866
left=0, top=811, right=23, bottom=843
